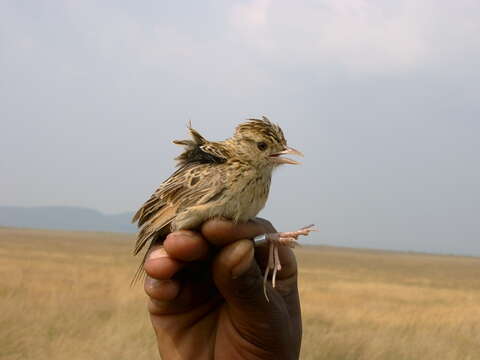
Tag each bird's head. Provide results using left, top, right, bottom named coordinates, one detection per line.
left=230, top=116, right=303, bottom=168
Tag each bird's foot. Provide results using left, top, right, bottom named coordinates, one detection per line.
left=255, top=224, right=317, bottom=301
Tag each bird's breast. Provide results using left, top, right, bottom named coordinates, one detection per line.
left=222, top=169, right=271, bottom=222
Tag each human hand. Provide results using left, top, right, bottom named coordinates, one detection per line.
left=143, top=218, right=302, bottom=360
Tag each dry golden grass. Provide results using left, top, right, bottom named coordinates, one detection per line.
left=1, top=227, right=479, bottom=359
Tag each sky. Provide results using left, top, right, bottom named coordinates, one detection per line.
left=1, top=0, right=479, bottom=255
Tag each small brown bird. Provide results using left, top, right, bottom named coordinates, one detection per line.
left=132, top=116, right=314, bottom=297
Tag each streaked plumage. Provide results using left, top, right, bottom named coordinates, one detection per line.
left=132, top=116, right=303, bottom=283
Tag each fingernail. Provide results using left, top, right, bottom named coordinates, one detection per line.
left=231, top=241, right=254, bottom=279
left=149, top=248, right=168, bottom=260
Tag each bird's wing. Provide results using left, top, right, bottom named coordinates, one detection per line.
left=132, top=163, right=226, bottom=256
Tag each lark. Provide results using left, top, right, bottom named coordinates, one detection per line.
left=132, top=116, right=315, bottom=298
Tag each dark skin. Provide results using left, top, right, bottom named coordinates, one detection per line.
left=143, top=218, right=302, bottom=360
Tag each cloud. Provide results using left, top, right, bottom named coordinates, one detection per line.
left=231, top=0, right=270, bottom=27
left=229, top=0, right=479, bottom=73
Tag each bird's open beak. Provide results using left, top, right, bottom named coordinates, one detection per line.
left=269, top=146, right=304, bottom=165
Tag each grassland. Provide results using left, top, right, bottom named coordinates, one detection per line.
left=1, top=227, right=479, bottom=359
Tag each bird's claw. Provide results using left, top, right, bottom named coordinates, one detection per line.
left=260, top=224, right=317, bottom=301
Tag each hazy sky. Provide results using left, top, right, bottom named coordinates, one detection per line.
left=1, top=1, right=479, bottom=255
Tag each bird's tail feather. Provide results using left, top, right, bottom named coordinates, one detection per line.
left=130, top=247, right=151, bottom=287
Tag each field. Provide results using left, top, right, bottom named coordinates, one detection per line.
left=1, top=227, right=479, bottom=360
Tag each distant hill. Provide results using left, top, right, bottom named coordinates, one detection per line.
left=0, top=206, right=136, bottom=233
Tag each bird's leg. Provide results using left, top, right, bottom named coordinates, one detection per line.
left=256, top=224, right=316, bottom=301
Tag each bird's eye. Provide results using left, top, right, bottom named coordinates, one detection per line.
left=257, top=142, right=268, bottom=151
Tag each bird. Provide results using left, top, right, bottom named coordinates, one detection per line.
left=132, top=116, right=315, bottom=298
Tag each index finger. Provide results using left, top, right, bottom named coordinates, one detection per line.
left=202, top=217, right=298, bottom=293
left=201, top=217, right=276, bottom=246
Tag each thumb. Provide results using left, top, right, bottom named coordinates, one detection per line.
left=212, top=239, right=271, bottom=310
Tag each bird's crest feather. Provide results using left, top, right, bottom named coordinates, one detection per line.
left=235, top=116, right=287, bottom=146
